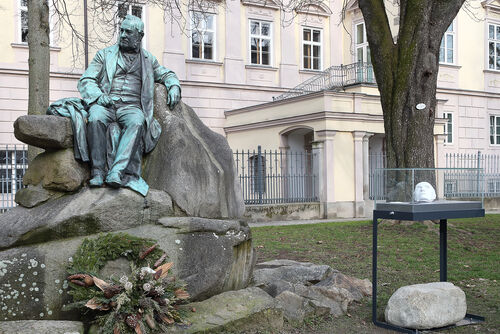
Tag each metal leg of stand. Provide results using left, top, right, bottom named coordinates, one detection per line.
left=440, top=219, right=447, bottom=282
left=372, top=214, right=378, bottom=323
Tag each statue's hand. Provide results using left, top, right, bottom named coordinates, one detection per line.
left=167, top=86, right=181, bottom=110
left=97, top=94, right=114, bottom=107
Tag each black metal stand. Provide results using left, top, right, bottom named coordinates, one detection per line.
left=372, top=205, right=486, bottom=333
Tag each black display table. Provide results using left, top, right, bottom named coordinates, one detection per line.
left=372, top=200, right=485, bottom=333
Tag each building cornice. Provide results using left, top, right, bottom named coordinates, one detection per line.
left=0, top=67, right=82, bottom=79
left=483, top=0, right=500, bottom=15
left=224, top=111, right=384, bottom=134
left=225, top=89, right=381, bottom=116
left=241, top=0, right=280, bottom=10
left=295, top=2, right=332, bottom=17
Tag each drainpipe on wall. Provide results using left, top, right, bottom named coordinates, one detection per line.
left=84, top=0, right=88, bottom=68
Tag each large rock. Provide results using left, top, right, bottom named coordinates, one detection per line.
left=0, top=218, right=254, bottom=321
left=143, top=86, right=245, bottom=219
left=316, top=271, right=372, bottom=302
left=385, top=282, right=467, bottom=329
left=15, top=184, right=64, bottom=208
left=0, top=187, right=173, bottom=249
left=22, top=148, right=89, bottom=192
left=14, top=115, right=73, bottom=150
left=157, top=217, right=255, bottom=300
left=291, top=284, right=352, bottom=317
left=172, top=287, right=283, bottom=333
left=275, top=290, right=327, bottom=322
left=0, top=320, right=84, bottom=334
left=253, top=260, right=333, bottom=287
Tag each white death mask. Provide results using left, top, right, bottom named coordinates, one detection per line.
left=413, top=182, right=436, bottom=202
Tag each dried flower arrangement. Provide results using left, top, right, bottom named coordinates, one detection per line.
left=65, top=233, right=189, bottom=334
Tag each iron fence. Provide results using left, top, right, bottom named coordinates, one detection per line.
left=369, top=153, right=386, bottom=200
left=273, top=62, right=375, bottom=101
left=234, top=146, right=318, bottom=204
left=0, top=145, right=28, bottom=212
left=369, top=151, right=500, bottom=199
left=445, top=151, right=500, bottom=197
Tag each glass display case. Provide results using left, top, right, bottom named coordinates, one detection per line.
left=372, top=168, right=484, bottom=215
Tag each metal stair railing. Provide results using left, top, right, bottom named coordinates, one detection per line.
left=273, top=62, right=375, bottom=101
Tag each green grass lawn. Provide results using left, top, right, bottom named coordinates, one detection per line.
left=251, top=215, right=500, bottom=334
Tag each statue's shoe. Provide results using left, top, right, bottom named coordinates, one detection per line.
left=105, top=172, right=122, bottom=188
left=89, top=174, right=104, bottom=187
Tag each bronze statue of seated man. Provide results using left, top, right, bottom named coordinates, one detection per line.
left=77, top=15, right=181, bottom=196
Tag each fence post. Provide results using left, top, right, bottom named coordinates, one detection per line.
left=477, top=150, right=481, bottom=194
left=340, top=64, right=344, bottom=87
left=257, top=145, right=263, bottom=204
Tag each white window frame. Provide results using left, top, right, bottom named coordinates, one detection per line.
left=189, top=11, right=216, bottom=61
left=18, top=0, right=28, bottom=44
left=488, top=22, right=500, bottom=71
left=440, top=21, right=456, bottom=65
left=17, top=0, right=57, bottom=46
left=302, top=27, right=322, bottom=71
left=249, top=19, right=272, bottom=66
left=443, top=112, right=453, bottom=144
left=490, top=115, right=500, bottom=145
left=117, top=1, right=145, bottom=21
left=354, top=22, right=371, bottom=64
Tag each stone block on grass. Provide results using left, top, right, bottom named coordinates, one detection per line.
left=316, top=271, right=372, bottom=302
left=174, top=287, right=283, bottom=333
left=252, top=260, right=332, bottom=286
left=385, top=282, right=467, bottom=329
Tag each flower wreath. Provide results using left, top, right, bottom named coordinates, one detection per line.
left=66, top=233, right=189, bottom=334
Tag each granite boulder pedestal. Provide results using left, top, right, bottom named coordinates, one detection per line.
left=1, top=88, right=253, bottom=326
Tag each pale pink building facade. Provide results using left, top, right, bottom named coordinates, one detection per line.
left=2, top=0, right=500, bottom=216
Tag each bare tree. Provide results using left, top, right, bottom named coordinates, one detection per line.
left=356, top=0, right=464, bottom=169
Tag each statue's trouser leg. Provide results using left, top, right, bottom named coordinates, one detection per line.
left=108, top=105, right=145, bottom=178
left=106, top=123, right=121, bottom=171
left=87, top=104, right=114, bottom=177
left=123, top=135, right=143, bottom=179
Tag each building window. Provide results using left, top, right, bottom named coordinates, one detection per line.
left=117, top=2, right=143, bottom=20
left=302, top=27, right=322, bottom=70
left=440, top=22, right=455, bottom=64
left=443, top=112, right=453, bottom=144
left=18, top=0, right=55, bottom=46
left=249, top=20, right=272, bottom=66
left=355, top=22, right=371, bottom=64
left=490, top=115, right=500, bottom=145
left=488, top=23, right=500, bottom=70
left=0, top=149, right=27, bottom=196
left=19, top=0, right=28, bottom=43
left=190, top=12, right=215, bottom=60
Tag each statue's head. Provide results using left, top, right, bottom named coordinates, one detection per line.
left=119, top=15, right=144, bottom=52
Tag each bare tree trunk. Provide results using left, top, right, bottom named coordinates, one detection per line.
left=358, top=0, right=465, bottom=170
left=27, top=0, right=50, bottom=162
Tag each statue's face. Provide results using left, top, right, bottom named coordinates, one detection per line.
left=119, top=19, right=142, bottom=52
